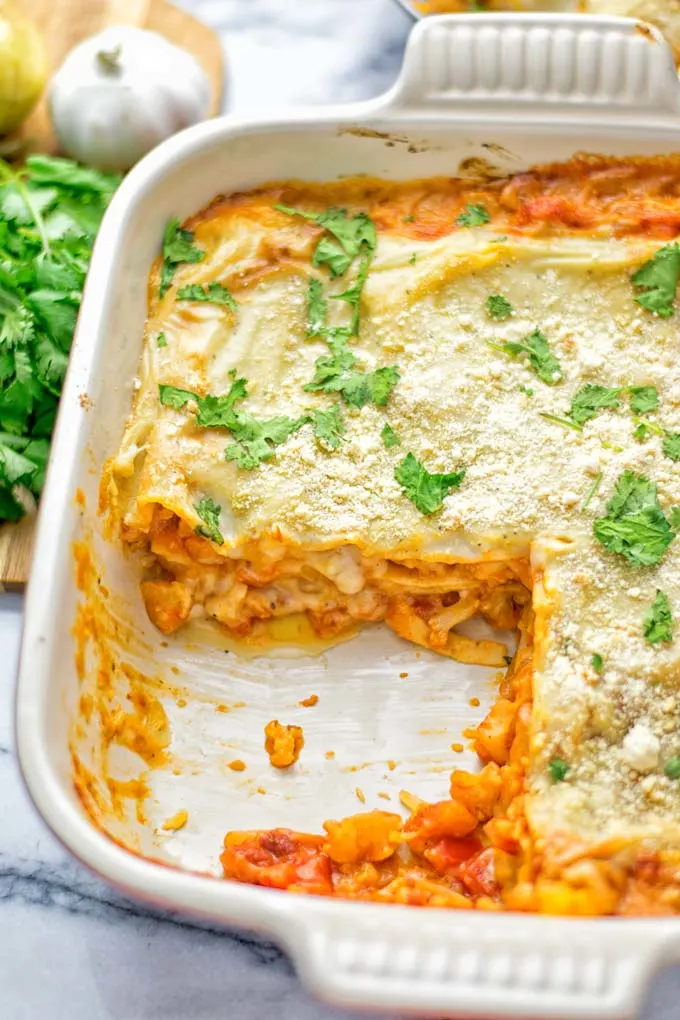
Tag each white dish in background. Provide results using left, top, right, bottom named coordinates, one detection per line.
left=16, top=14, right=680, bottom=1019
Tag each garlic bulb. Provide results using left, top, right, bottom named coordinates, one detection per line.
left=48, top=26, right=212, bottom=171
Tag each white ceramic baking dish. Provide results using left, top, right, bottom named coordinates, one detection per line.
left=16, top=14, right=680, bottom=1018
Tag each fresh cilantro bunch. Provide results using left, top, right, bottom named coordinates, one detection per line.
left=0, top=155, right=120, bottom=521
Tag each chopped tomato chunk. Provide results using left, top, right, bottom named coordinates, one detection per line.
left=221, top=829, right=332, bottom=894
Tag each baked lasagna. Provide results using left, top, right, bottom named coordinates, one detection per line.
left=105, top=155, right=680, bottom=915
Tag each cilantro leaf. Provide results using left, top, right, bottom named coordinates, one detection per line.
left=663, top=431, right=680, bottom=461
left=633, top=419, right=662, bottom=442
left=24, top=155, right=120, bottom=197
left=591, top=653, right=604, bottom=673
left=394, top=452, right=464, bottom=515
left=381, top=422, right=400, bottom=449
left=485, top=294, right=512, bottom=320
left=491, top=329, right=562, bottom=385
left=23, top=437, right=49, bottom=494
left=157, top=332, right=167, bottom=349
left=177, top=282, right=237, bottom=310
left=670, top=507, right=680, bottom=531
left=304, top=338, right=399, bottom=408
left=194, top=497, right=224, bottom=546
left=158, top=385, right=198, bottom=410
left=194, top=377, right=248, bottom=428
left=307, top=404, right=345, bottom=450
left=548, top=757, right=569, bottom=782
left=665, top=757, right=680, bottom=780
left=594, top=470, right=675, bottom=567
left=159, top=377, right=248, bottom=426
left=332, top=255, right=370, bottom=336
left=225, top=412, right=308, bottom=470
left=643, top=590, right=673, bottom=645
left=456, top=204, right=490, bottom=227
left=307, top=278, right=327, bottom=337
left=0, top=440, right=39, bottom=486
left=568, top=384, right=622, bottom=425
left=0, top=485, right=25, bottom=521
left=629, top=385, right=659, bottom=415
left=276, top=204, right=376, bottom=279
left=34, top=335, right=68, bottom=394
left=312, top=236, right=353, bottom=278
left=27, top=291, right=79, bottom=350
left=631, top=244, right=680, bottom=318
left=0, top=183, right=57, bottom=225
left=159, top=218, right=204, bottom=297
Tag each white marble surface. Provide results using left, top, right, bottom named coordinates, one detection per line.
left=2, top=1, right=680, bottom=1017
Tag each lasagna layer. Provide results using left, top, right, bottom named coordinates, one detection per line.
left=104, top=156, right=680, bottom=914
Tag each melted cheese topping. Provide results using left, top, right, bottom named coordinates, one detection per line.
left=106, top=159, right=680, bottom=909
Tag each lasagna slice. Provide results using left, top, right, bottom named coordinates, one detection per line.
left=104, top=156, right=680, bottom=914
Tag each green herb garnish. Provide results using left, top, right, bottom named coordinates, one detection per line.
left=631, top=243, right=680, bottom=318
left=275, top=205, right=376, bottom=279
left=307, top=277, right=327, bottom=337
left=225, top=413, right=308, bottom=470
left=663, top=431, right=680, bottom=461
left=381, top=422, right=400, bottom=449
left=456, top=203, right=490, bottom=228
left=307, top=404, right=345, bottom=450
left=664, top=757, right=680, bottom=780
left=519, top=384, right=534, bottom=397
left=594, top=470, right=675, bottom=567
left=581, top=472, right=603, bottom=512
left=394, top=452, right=465, bottom=515
left=157, top=332, right=167, bottom=348
left=159, top=218, right=204, bottom=297
left=568, top=384, right=621, bottom=426
left=485, top=294, right=512, bottom=320
left=0, top=156, right=120, bottom=521
left=331, top=255, right=370, bottom=336
left=194, top=497, right=224, bottom=545
left=629, top=385, right=659, bottom=415
left=305, top=337, right=399, bottom=408
left=158, top=384, right=197, bottom=411
left=489, top=329, right=562, bottom=385
left=176, top=282, right=237, bottom=310
left=591, top=653, right=604, bottom=673
left=159, top=376, right=304, bottom=468
left=548, top=757, right=569, bottom=782
left=633, top=418, right=662, bottom=442
left=539, top=412, right=583, bottom=433
left=643, top=590, right=674, bottom=645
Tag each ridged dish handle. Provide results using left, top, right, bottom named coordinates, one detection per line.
left=281, top=906, right=680, bottom=1018
left=380, top=13, right=680, bottom=122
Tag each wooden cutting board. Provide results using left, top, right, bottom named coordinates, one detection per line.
left=0, top=0, right=223, bottom=589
